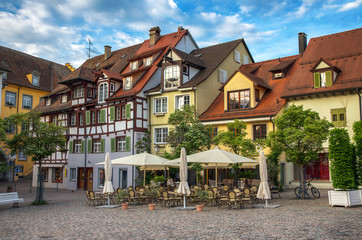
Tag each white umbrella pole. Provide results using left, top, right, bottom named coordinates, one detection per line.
left=108, top=195, right=110, bottom=206
left=215, top=164, right=218, bottom=187
left=183, top=195, right=186, bottom=208
left=143, top=170, right=146, bottom=186
left=265, top=199, right=268, bottom=207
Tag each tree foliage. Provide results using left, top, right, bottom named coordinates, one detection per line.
left=353, top=121, right=362, bottom=185
left=166, top=105, right=212, bottom=159
left=135, top=130, right=151, bottom=153
left=268, top=105, right=332, bottom=198
left=329, top=128, right=357, bottom=190
left=213, top=119, right=257, bottom=158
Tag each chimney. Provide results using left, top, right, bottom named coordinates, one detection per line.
left=149, top=27, right=161, bottom=47
left=104, top=45, right=112, bottom=60
left=298, top=32, right=307, bottom=55
left=178, top=26, right=184, bottom=33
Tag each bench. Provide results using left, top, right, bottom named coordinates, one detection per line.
left=0, top=192, right=24, bottom=207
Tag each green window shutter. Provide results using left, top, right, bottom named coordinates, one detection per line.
left=109, top=106, right=115, bottom=121
left=87, top=139, right=92, bottom=153
left=111, top=138, right=116, bottom=152
left=314, top=72, right=320, bottom=88
left=338, top=109, right=346, bottom=127
left=69, top=141, right=73, bottom=153
left=100, top=139, right=105, bottom=153
left=125, top=104, right=131, bottom=119
left=86, top=111, right=90, bottom=125
left=325, top=70, right=332, bottom=87
left=100, top=109, right=106, bottom=123
left=81, top=140, right=85, bottom=153
left=125, top=136, right=131, bottom=152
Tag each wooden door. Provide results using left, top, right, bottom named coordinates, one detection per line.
left=78, top=167, right=93, bottom=190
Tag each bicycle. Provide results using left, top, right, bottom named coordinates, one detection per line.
left=294, top=180, right=320, bottom=199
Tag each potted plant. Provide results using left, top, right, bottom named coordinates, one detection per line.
left=328, top=128, right=361, bottom=207
left=194, top=189, right=210, bottom=212
left=116, top=190, right=130, bottom=210
left=144, top=188, right=159, bottom=211
left=152, top=175, right=166, bottom=186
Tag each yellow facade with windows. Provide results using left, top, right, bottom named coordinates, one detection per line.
left=1, top=83, right=50, bottom=180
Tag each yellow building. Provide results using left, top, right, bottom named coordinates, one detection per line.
left=281, top=28, right=362, bottom=188
left=145, top=40, right=254, bottom=155
left=0, top=45, right=70, bottom=181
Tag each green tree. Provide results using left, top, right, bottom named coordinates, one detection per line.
left=3, top=112, right=66, bottom=204
left=166, top=105, right=212, bottom=159
left=353, top=121, right=362, bottom=185
left=268, top=105, right=331, bottom=198
left=213, top=119, right=257, bottom=158
left=329, top=128, right=357, bottom=190
left=213, top=119, right=257, bottom=185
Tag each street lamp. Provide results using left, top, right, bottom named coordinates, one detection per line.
left=154, top=144, right=160, bottom=155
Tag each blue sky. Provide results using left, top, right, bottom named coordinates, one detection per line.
left=0, top=0, right=361, bottom=67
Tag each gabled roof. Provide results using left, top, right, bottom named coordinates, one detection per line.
left=283, top=28, right=362, bottom=98
left=109, top=29, right=190, bottom=100
left=199, top=55, right=300, bottom=122
left=33, top=97, right=72, bottom=114
left=170, top=47, right=205, bottom=68
left=309, top=58, right=341, bottom=73
left=179, top=39, right=250, bottom=88
left=0, top=45, right=70, bottom=91
left=239, top=71, right=272, bottom=90
left=269, top=59, right=296, bottom=72
left=59, top=67, right=95, bottom=84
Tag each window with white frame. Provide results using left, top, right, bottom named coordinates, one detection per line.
left=61, top=94, right=68, bottom=103
left=154, top=97, right=167, bottom=114
left=32, top=74, right=40, bottom=86
left=144, top=57, right=152, bottom=66
left=22, top=94, right=32, bottom=109
left=164, top=65, right=180, bottom=88
left=234, top=50, right=241, bottom=63
left=74, top=86, right=84, bottom=98
left=5, top=91, right=16, bottom=106
left=218, top=69, right=227, bottom=84
left=115, top=106, right=121, bottom=120
left=155, top=128, right=168, bottom=144
left=18, top=151, right=27, bottom=160
left=98, top=82, right=108, bottom=103
left=46, top=98, right=51, bottom=106
left=79, top=113, right=83, bottom=126
left=124, top=77, right=132, bottom=90
left=70, top=113, right=76, bottom=126
left=91, top=111, right=96, bottom=124
left=243, top=55, right=249, bottom=64
left=74, top=140, right=82, bottom=153
left=93, top=139, right=101, bottom=153
left=117, top=136, right=126, bottom=151
left=130, top=61, right=138, bottom=71
left=69, top=168, right=76, bottom=181
left=121, top=105, right=126, bottom=119
left=175, top=95, right=190, bottom=110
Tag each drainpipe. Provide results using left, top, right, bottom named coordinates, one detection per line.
left=270, top=115, right=275, bottom=131
left=132, top=98, right=136, bottom=187
left=357, top=88, right=362, bottom=120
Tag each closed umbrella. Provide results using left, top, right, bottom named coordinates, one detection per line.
left=177, top=148, right=190, bottom=208
left=256, top=150, right=271, bottom=206
left=103, top=152, right=114, bottom=205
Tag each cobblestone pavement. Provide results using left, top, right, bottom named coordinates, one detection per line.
left=0, top=180, right=361, bottom=240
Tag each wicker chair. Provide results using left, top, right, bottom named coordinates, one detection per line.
left=228, top=191, right=241, bottom=209
left=88, top=191, right=102, bottom=206
left=241, top=188, right=254, bottom=208
left=218, top=191, right=229, bottom=208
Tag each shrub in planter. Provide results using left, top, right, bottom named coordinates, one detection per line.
left=353, top=121, right=362, bottom=186
left=116, top=190, right=129, bottom=204
left=328, top=128, right=360, bottom=207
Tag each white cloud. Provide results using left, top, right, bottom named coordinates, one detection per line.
left=287, top=0, right=317, bottom=18
left=239, top=5, right=253, bottom=15
left=168, top=0, right=178, bottom=9
left=111, top=31, right=144, bottom=48
left=338, top=0, right=362, bottom=11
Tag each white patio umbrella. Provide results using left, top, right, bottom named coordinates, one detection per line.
left=103, top=152, right=114, bottom=205
left=97, top=152, right=178, bottom=186
left=171, top=147, right=259, bottom=187
left=256, top=150, right=271, bottom=206
left=177, top=148, right=191, bottom=208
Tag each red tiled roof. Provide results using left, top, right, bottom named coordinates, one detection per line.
left=282, top=28, right=362, bottom=98
left=59, top=67, right=95, bottom=83
left=200, top=55, right=300, bottom=122
left=109, top=29, right=189, bottom=100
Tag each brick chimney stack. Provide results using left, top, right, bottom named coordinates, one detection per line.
left=104, top=45, right=112, bottom=60
left=298, top=32, right=307, bottom=55
left=149, top=27, right=161, bottom=47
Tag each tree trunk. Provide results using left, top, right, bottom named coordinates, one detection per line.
left=299, top=164, right=305, bottom=199
left=35, top=159, right=44, bottom=202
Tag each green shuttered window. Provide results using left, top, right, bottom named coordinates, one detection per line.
left=125, top=136, right=131, bottom=152
left=100, top=109, right=106, bottom=123
left=87, top=139, right=92, bottom=153
left=109, top=106, right=115, bottom=121
left=86, top=111, right=90, bottom=125
left=100, top=139, right=105, bottom=153
left=314, top=70, right=333, bottom=88
left=81, top=140, right=85, bottom=153
left=331, top=108, right=346, bottom=127
left=111, top=138, right=116, bottom=152
left=125, top=104, right=131, bottom=119
left=69, top=140, right=73, bottom=153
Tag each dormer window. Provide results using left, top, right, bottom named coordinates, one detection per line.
left=124, top=77, right=132, bottom=90
left=98, top=82, right=108, bottom=103
left=273, top=72, right=283, bottom=79
left=46, top=98, right=51, bottom=106
left=228, top=89, right=250, bottom=111
left=164, top=65, right=180, bottom=89
left=61, top=94, right=68, bottom=103
left=110, top=82, right=115, bottom=92
left=313, top=71, right=332, bottom=88
left=74, top=86, right=84, bottom=98
left=130, top=61, right=138, bottom=71
left=144, top=57, right=152, bottom=66
left=32, top=74, right=40, bottom=86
